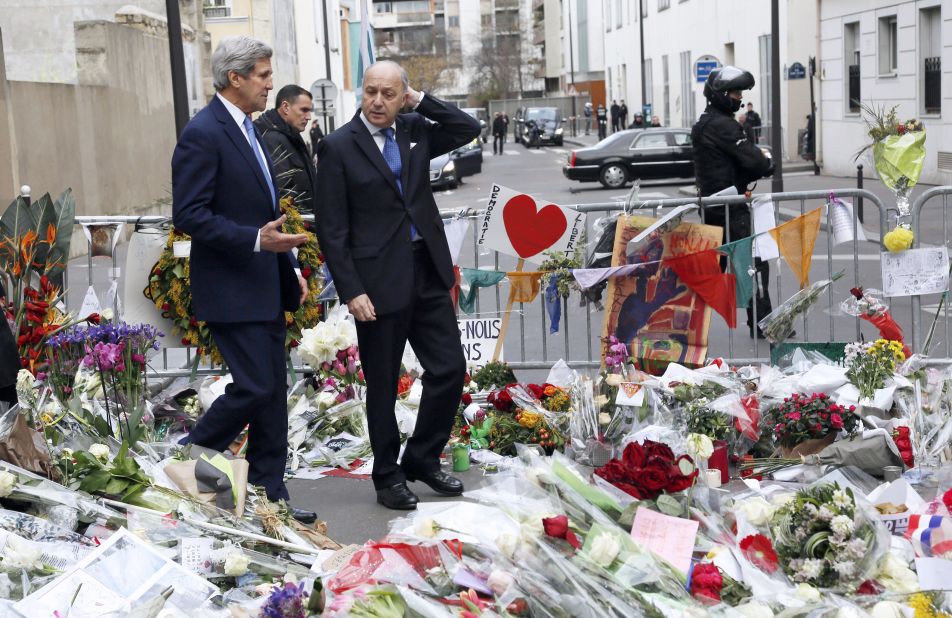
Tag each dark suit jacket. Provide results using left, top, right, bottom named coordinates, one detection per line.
left=172, top=95, right=300, bottom=323
left=315, top=94, right=480, bottom=315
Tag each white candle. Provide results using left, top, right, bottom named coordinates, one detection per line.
left=704, top=468, right=722, bottom=488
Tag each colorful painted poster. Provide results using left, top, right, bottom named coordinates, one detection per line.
left=601, top=215, right=722, bottom=374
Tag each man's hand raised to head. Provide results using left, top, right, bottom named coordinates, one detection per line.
left=260, top=215, right=308, bottom=252
left=405, top=86, right=423, bottom=110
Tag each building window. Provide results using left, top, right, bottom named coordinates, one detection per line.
left=921, top=6, right=941, bottom=114
left=644, top=58, right=653, bottom=105
left=662, top=54, right=669, bottom=125
left=658, top=0, right=670, bottom=10
left=616, top=0, right=622, bottom=28
left=448, top=15, right=459, bottom=27
left=878, top=15, right=898, bottom=75
left=375, top=2, right=392, bottom=13
left=680, top=50, right=695, bottom=127
left=845, top=22, right=861, bottom=112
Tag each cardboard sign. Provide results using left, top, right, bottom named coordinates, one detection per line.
left=881, top=246, right=950, bottom=297
left=458, top=318, right=502, bottom=366
left=630, top=507, right=699, bottom=575
left=477, top=184, right=585, bottom=265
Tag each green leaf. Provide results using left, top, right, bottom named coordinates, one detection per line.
left=104, top=478, right=130, bottom=496
left=42, top=189, right=75, bottom=288
left=656, top=494, right=683, bottom=517
left=677, top=457, right=696, bottom=476
left=172, top=263, right=185, bottom=279
left=79, top=469, right=112, bottom=494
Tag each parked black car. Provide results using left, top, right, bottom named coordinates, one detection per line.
left=514, top=106, right=564, bottom=147
left=562, top=128, right=695, bottom=189
left=430, top=138, right=484, bottom=191
left=429, top=153, right=458, bottom=190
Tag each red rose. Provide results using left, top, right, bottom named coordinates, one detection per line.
left=541, top=515, right=581, bottom=549
left=527, top=383, right=545, bottom=399
left=161, top=303, right=170, bottom=311
left=622, top=441, right=647, bottom=468
left=493, top=389, right=513, bottom=411
left=614, top=482, right=644, bottom=499
left=642, top=440, right=675, bottom=462
left=896, top=426, right=910, bottom=438
left=665, top=458, right=698, bottom=493
left=301, top=266, right=312, bottom=279
left=87, top=313, right=101, bottom=324
left=640, top=462, right=671, bottom=495
left=856, top=579, right=884, bottom=595
left=895, top=436, right=911, bottom=450
left=461, top=393, right=472, bottom=405
left=943, top=488, right=952, bottom=513
left=289, top=339, right=299, bottom=348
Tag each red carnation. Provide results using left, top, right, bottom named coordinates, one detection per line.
left=690, top=563, right=724, bottom=604
left=739, top=534, right=779, bottom=573
left=850, top=287, right=864, bottom=299
left=461, top=393, right=472, bottom=405
left=541, top=515, right=581, bottom=549
left=301, top=266, right=312, bottom=279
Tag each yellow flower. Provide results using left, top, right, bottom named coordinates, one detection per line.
left=884, top=226, right=914, bottom=253
left=518, top=410, right=542, bottom=428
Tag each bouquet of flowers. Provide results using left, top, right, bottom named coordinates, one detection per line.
left=857, top=103, right=926, bottom=252
left=846, top=338, right=905, bottom=401
left=772, top=392, right=859, bottom=449
left=758, top=272, right=844, bottom=344
left=672, top=381, right=732, bottom=441
left=768, top=482, right=883, bottom=591
left=842, top=287, right=910, bottom=357
left=689, top=562, right=751, bottom=606
left=893, top=425, right=914, bottom=468
left=594, top=439, right=697, bottom=502
left=525, top=383, right=571, bottom=412
left=472, top=360, right=517, bottom=390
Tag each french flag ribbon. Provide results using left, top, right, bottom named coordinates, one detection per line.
left=905, top=514, right=952, bottom=557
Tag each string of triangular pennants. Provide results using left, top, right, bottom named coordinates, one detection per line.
left=455, top=206, right=823, bottom=332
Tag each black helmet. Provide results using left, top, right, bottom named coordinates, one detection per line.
left=703, top=66, right=755, bottom=113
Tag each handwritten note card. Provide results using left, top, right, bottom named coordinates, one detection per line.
left=630, top=507, right=699, bottom=575
left=881, top=247, right=950, bottom=297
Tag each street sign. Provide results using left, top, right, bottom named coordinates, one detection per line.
left=694, top=55, right=722, bottom=84
left=787, top=62, right=806, bottom=80
left=310, top=78, right=338, bottom=114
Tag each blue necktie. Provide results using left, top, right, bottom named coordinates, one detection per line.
left=381, top=127, right=419, bottom=240
left=243, top=116, right=276, bottom=209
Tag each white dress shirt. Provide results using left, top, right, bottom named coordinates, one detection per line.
left=357, top=91, right=425, bottom=152
left=216, top=93, right=270, bottom=253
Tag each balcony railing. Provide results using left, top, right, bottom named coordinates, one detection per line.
left=495, top=0, right=519, bottom=10
left=925, top=56, right=941, bottom=114
left=397, top=11, right=432, bottom=24
left=203, top=5, right=231, bottom=18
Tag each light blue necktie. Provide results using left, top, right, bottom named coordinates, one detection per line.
left=381, top=127, right=419, bottom=240
left=243, top=116, right=276, bottom=209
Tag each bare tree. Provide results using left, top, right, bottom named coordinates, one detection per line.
left=397, top=54, right=452, bottom=94
left=466, top=33, right=524, bottom=104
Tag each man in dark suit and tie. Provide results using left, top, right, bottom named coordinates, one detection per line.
left=172, top=36, right=316, bottom=522
left=315, top=61, right=479, bottom=510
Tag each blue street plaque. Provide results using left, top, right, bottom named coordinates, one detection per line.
left=695, top=54, right=722, bottom=83
left=788, top=62, right=806, bottom=79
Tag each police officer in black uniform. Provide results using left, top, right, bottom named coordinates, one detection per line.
left=692, top=66, right=775, bottom=338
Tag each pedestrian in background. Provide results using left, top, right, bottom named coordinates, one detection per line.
left=314, top=60, right=480, bottom=511
left=309, top=119, right=324, bottom=165
left=492, top=111, right=506, bottom=155
left=610, top=100, right=621, bottom=133
left=737, top=112, right=756, bottom=142
left=596, top=104, right=608, bottom=139
left=692, top=66, right=775, bottom=338
left=629, top=112, right=645, bottom=129
left=745, top=102, right=762, bottom=142
left=255, top=84, right=317, bottom=215
left=502, top=112, right=510, bottom=144
left=583, top=101, right=593, bottom=135
left=620, top=100, right=629, bottom=129
left=650, top=115, right=662, bottom=127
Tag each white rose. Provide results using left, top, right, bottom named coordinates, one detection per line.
left=315, top=391, right=337, bottom=409
left=413, top=518, right=438, bottom=538
left=594, top=395, right=609, bottom=407
left=223, top=550, right=250, bottom=576
left=89, top=443, right=110, bottom=461
left=0, top=470, right=16, bottom=498
left=2, top=535, right=43, bottom=571
left=734, top=601, right=774, bottom=618
left=835, top=608, right=861, bottom=618
left=100, top=308, right=114, bottom=321
left=685, top=433, right=714, bottom=460
left=870, top=601, right=907, bottom=618
left=495, top=533, right=518, bottom=557
left=794, top=583, right=821, bottom=603
left=587, top=532, right=621, bottom=567
left=604, top=373, right=622, bottom=387
left=15, top=370, right=36, bottom=410
left=332, top=320, right=357, bottom=351
left=877, top=553, right=919, bottom=593
left=487, top=569, right=515, bottom=596
left=598, top=412, right=611, bottom=425
left=736, top=496, right=775, bottom=527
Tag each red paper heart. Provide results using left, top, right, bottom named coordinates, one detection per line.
left=502, top=194, right=568, bottom=259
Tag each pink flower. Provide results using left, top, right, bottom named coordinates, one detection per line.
left=830, top=413, right=844, bottom=429
left=346, top=357, right=357, bottom=374
left=786, top=411, right=801, bottom=420
left=334, top=360, right=346, bottom=374
left=357, top=369, right=365, bottom=382
left=131, top=353, right=146, bottom=366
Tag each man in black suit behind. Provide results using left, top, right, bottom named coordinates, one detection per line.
left=315, top=61, right=479, bottom=510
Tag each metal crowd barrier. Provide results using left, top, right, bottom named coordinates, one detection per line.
left=910, top=186, right=952, bottom=355
left=57, top=184, right=952, bottom=380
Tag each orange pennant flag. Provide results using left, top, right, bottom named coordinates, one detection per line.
left=769, top=207, right=822, bottom=289
left=507, top=271, right=544, bottom=303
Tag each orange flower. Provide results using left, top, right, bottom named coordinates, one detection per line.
left=543, top=385, right=558, bottom=397
left=45, top=222, right=56, bottom=245
left=19, top=229, right=37, bottom=262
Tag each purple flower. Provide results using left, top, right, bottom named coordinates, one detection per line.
left=346, top=357, right=357, bottom=375
left=260, top=581, right=308, bottom=618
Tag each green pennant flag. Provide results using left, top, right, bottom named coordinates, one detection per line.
left=719, top=236, right=755, bottom=307
left=459, top=268, right=507, bottom=313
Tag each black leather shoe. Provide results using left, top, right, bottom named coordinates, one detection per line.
left=405, top=470, right=464, bottom=496
left=289, top=506, right=318, bottom=524
left=376, top=483, right=419, bottom=510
